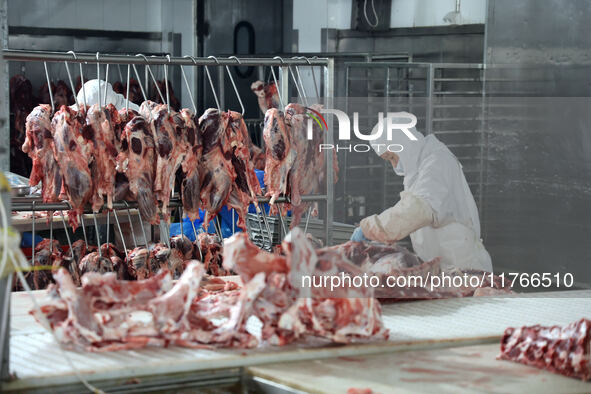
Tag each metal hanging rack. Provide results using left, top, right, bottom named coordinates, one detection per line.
left=3, top=49, right=336, bottom=245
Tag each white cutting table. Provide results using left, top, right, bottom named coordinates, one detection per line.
left=3, top=290, right=591, bottom=392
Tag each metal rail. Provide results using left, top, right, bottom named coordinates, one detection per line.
left=11, top=195, right=328, bottom=212
left=1, top=49, right=329, bottom=66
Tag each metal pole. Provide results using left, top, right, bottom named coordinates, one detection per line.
left=2, top=49, right=329, bottom=66
left=324, top=59, right=335, bottom=246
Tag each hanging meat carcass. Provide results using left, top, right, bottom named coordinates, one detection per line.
left=116, top=115, right=159, bottom=224
left=223, top=111, right=263, bottom=230
left=140, top=101, right=189, bottom=220
left=262, top=108, right=296, bottom=211
left=179, top=109, right=202, bottom=221
left=51, top=106, right=94, bottom=229
left=197, top=108, right=236, bottom=227
left=251, top=81, right=280, bottom=115
left=84, top=104, right=120, bottom=211
left=22, top=104, right=62, bottom=203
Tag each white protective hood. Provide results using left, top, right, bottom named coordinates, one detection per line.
left=71, top=79, right=140, bottom=112
left=369, top=112, right=492, bottom=271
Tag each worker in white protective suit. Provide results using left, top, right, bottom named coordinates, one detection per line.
left=351, top=112, right=492, bottom=272
left=71, top=79, right=140, bottom=112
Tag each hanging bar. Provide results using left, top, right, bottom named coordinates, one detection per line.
left=2, top=50, right=329, bottom=66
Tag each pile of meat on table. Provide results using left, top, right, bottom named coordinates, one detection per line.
left=15, top=233, right=225, bottom=291
left=21, top=98, right=263, bottom=232
left=32, top=228, right=389, bottom=351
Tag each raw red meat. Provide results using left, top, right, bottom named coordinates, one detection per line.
left=85, top=104, right=120, bottom=210
left=223, top=228, right=389, bottom=345
left=195, top=233, right=227, bottom=276
left=32, top=262, right=264, bottom=351
left=263, top=108, right=296, bottom=210
left=22, top=104, right=62, bottom=202
left=140, top=101, right=189, bottom=219
left=51, top=106, right=94, bottom=229
left=126, top=247, right=151, bottom=280
left=179, top=109, right=202, bottom=221
left=26, top=239, right=62, bottom=290
left=198, top=109, right=236, bottom=227
left=251, top=81, right=280, bottom=115
left=112, top=81, right=124, bottom=95
left=224, top=111, right=263, bottom=230
left=499, top=318, right=591, bottom=381
left=79, top=252, right=114, bottom=275
left=116, top=115, right=159, bottom=224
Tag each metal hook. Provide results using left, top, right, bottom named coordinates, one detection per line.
left=270, top=61, right=284, bottom=109
left=136, top=54, right=165, bottom=103
left=68, top=51, right=86, bottom=110
left=125, top=64, right=131, bottom=113
left=63, top=57, right=79, bottom=110
left=96, top=52, right=101, bottom=110
left=123, top=201, right=138, bottom=249
left=59, top=212, right=74, bottom=259
left=227, top=56, right=245, bottom=116
left=117, top=64, right=123, bottom=84
left=92, top=212, right=102, bottom=257
left=203, top=56, right=221, bottom=111
left=287, top=63, right=305, bottom=105
left=103, top=63, right=110, bottom=107
left=131, top=63, right=148, bottom=102
left=165, top=55, right=171, bottom=113
left=112, top=209, right=128, bottom=255
left=291, top=57, right=309, bottom=106
left=43, top=62, right=54, bottom=113
left=304, top=56, right=321, bottom=100
left=181, top=56, right=197, bottom=113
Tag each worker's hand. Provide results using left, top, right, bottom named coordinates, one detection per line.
left=350, top=227, right=369, bottom=243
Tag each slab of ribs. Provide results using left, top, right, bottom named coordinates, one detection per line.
left=499, top=318, right=591, bottom=381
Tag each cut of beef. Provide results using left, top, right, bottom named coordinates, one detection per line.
left=140, top=101, right=189, bottom=219
left=251, top=81, right=280, bottom=115
left=223, top=228, right=389, bottom=345
left=79, top=252, right=114, bottom=275
left=26, top=239, right=62, bottom=290
left=22, top=104, right=62, bottom=203
left=116, top=115, right=159, bottom=224
left=51, top=106, right=94, bottom=229
left=263, top=108, right=296, bottom=209
left=499, top=318, right=591, bottom=381
left=224, top=111, right=263, bottom=230
left=179, top=109, right=202, bottom=221
left=195, top=233, right=227, bottom=276
left=198, top=109, right=236, bottom=227
left=85, top=104, right=120, bottom=210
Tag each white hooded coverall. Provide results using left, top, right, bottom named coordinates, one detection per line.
left=71, top=79, right=141, bottom=112
left=360, top=113, right=492, bottom=272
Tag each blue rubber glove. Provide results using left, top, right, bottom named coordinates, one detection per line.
left=350, top=227, right=369, bottom=242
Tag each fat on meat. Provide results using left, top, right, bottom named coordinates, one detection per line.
left=51, top=106, right=94, bottom=229
left=22, top=104, right=63, bottom=203
left=498, top=318, right=591, bottom=381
